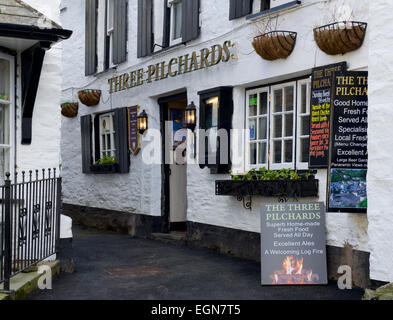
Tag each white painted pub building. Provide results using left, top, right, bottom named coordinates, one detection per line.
left=59, top=0, right=393, bottom=287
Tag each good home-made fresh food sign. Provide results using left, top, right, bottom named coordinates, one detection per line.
left=260, top=202, right=328, bottom=286
left=328, top=71, right=368, bottom=213
left=108, top=41, right=235, bottom=94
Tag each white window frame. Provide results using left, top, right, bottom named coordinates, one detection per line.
left=246, top=87, right=270, bottom=170
left=106, top=0, right=114, bottom=34
left=245, top=78, right=311, bottom=172
left=94, top=112, right=116, bottom=160
left=296, top=78, right=311, bottom=170
left=169, top=0, right=183, bottom=46
left=106, top=0, right=115, bottom=68
left=0, top=52, right=15, bottom=183
left=270, top=81, right=297, bottom=170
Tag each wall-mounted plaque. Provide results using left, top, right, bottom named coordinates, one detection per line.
left=128, top=106, right=140, bottom=156
left=260, top=202, right=328, bottom=286
left=309, top=62, right=347, bottom=168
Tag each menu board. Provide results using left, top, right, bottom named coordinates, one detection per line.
left=260, top=202, right=328, bottom=286
left=328, top=71, right=368, bottom=213
left=309, top=62, right=347, bottom=168
left=128, top=106, right=140, bottom=155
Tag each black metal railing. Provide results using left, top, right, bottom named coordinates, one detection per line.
left=0, top=169, right=61, bottom=292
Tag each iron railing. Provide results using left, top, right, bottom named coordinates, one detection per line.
left=0, top=169, right=61, bottom=292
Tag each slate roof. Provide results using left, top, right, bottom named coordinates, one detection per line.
left=0, top=0, right=61, bottom=29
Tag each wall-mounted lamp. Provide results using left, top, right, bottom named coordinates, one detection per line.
left=185, top=101, right=197, bottom=131
left=137, top=110, right=148, bottom=135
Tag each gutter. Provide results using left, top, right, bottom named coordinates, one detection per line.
left=0, top=22, right=72, bottom=43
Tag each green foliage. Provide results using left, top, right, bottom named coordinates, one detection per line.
left=94, top=155, right=116, bottom=165
left=230, top=167, right=314, bottom=181
left=358, top=198, right=368, bottom=209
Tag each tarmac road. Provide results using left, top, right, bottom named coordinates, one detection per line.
left=29, top=226, right=364, bottom=300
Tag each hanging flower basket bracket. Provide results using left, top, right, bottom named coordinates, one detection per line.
left=314, top=21, right=367, bottom=55
left=252, top=31, right=297, bottom=61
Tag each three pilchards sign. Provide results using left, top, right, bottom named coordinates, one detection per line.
left=108, top=40, right=236, bottom=94
left=328, top=71, right=368, bottom=213
left=309, top=62, right=347, bottom=168
left=260, top=202, right=328, bottom=286
left=128, top=106, right=140, bottom=156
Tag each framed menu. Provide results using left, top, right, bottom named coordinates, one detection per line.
left=309, top=62, right=347, bottom=168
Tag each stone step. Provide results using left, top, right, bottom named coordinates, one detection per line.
left=152, top=232, right=187, bottom=243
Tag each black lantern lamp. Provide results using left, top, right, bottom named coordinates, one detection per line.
left=185, top=101, right=197, bottom=131
left=137, top=110, right=148, bottom=135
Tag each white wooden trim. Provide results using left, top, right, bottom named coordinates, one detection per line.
left=0, top=52, right=15, bottom=182
left=270, top=81, right=296, bottom=170
left=245, top=87, right=270, bottom=171
left=296, top=78, right=311, bottom=170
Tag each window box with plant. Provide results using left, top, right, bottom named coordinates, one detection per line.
left=90, top=155, right=118, bottom=174
left=216, top=168, right=319, bottom=199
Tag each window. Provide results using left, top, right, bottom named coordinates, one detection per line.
left=0, top=53, right=14, bottom=185
left=170, top=0, right=182, bottom=44
left=246, top=78, right=311, bottom=171
left=80, top=108, right=130, bottom=174
left=229, top=0, right=270, bottom=20
left=105, top=0, right=114, bottom=68
left=198, top=87, right=233, bottom=174
left=248, top=88, right=269, bottom=167
left=107, top=0, right=114, bottom=33
left=297, top=79, right=311, bottom=169
left=98, top=113, right=116, bottom=159
left=85, top=0, right=128, bottom=75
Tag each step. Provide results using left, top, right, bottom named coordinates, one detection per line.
left=152, top=232, right=187, bottom=242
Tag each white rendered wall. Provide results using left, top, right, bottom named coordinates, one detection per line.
left=15, top=0, right=63, bottom=174
left=60, top=0, right=371, bottom=260
left=368, top=0, right=393, bottom=282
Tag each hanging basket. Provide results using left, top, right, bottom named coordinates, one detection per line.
left=78, top=89, right=101, bottom=107
left=252, top=31, right=297, bottom=61
left=314, top=21, right=367, bottom=55
left=61, top=102, right=79, bottom=118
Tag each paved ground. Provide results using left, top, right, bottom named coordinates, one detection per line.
left=29, top=226, right=364, bottom=300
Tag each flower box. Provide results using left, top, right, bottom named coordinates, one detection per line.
left=90, top=163, right=118, bottom=174
left=215, top=179, right=319, bottom=198
left=78, top=89, right=101, bottom=107
left=314, top=21, right=367, bottom=55
left=252, top=31, right=297, bottom=61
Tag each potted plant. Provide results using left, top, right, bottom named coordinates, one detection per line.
left=78, top=89, right=101, bottom=107
left=90, top=155, right=118, bottom=174
left=61, top=102, right=79, bottom=118
left=216, top=168, right=319, bottom=198
left=251, top=14, right=297, bottom=61
left=314, top=21, right=367, bottom=55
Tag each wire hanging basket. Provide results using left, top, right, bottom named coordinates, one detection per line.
left=61, top=102, right=79, bottom=118
left=314, top=21, right=367, bottom=55
left=252, top=31, right=297, bottom=61
left=78, top=89, right=102, bottom=107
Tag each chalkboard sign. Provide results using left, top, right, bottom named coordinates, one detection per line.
left=309, top=62, right=347, bottom=168
left=328, top=71, right=368, bottom=213
left=260, top=202, right=328, bottom=286
left=128, top=106, right=140, bottom=156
